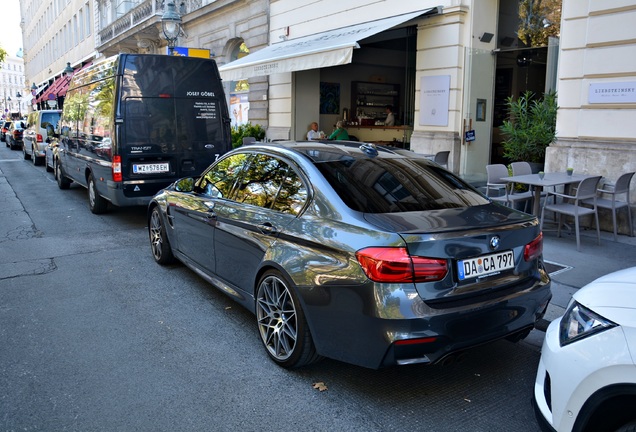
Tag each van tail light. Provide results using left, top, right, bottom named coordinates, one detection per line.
left=112, top=155, right=122, bottom=182
left=355, top=247, right=448, bottom=283
left=36, top=133, right=43, bottom=142
left=524, top=233, right=543, bottom=262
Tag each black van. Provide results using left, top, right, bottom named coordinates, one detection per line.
left=55, top=53, right=232, bottom=214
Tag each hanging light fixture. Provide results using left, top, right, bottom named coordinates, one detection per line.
left=63, top=62, right=74, bottom=76
left=161, top=2, right=182, bottom=55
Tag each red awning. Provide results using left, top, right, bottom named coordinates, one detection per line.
left=36, top=76, right=70, bottom=103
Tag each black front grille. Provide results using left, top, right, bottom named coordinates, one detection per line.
left=544, top=371, right=552, bottom=412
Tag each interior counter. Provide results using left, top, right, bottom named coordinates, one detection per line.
left=346, top=125, right=412, bottom=146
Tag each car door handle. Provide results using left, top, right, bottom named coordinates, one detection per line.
left=258, top=222, right=278, bottom=235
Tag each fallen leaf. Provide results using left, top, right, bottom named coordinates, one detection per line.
left=312, top=382, right=328, bottom=392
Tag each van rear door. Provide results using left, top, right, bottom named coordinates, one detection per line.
left=121, top=95, right=230, bottom=198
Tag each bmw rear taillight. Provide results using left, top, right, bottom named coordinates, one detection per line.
left=36, top=133, right=43, bottom=142
left=112, top=155, right=122, bottom=182
left=524, top=233, right=543, bottom=261
left=355, top=247, right=448, bottom=283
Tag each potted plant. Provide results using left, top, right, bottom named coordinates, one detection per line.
left=500, top=90, right=558, bottom=167
left=231, top=123, right=267, bottom=148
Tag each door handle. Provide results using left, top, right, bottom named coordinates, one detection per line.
left=258, top=222, right=278, bottom=235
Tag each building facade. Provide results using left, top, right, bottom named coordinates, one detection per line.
left=17, top=0, right=635, bottom=234
left=1, top=56, right=28, bottom=119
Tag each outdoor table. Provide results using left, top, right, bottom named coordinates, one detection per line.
left=501, top=172, right=595, bottom=217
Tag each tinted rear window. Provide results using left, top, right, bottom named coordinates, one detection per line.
left=40, top=112, right=60, bottom=129
left=313, top=157, right=489, bottom=213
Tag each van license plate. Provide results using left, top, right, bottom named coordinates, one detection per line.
left=457, top=250, right=514, bottom=280
left=133, top=163, right=169, bottom=174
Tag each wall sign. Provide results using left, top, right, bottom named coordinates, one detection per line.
left=420, top=75, right=450, bottom=126
left=588, top=82, right=636, bottom=104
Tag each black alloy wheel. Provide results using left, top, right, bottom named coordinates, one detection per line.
left=149, top=206, right=175, bottom=265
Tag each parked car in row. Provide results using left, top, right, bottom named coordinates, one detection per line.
left=148, top=141, right=552, bottom=369
left=1, top=120, right=11, bottom=143
left=6, top=121, right=25, bottom=150
left=533, top=266, right=636, bottom=432
left=23, top=109, right=61, bottom=166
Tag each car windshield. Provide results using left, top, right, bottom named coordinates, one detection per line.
left=312, top=156, right=489, bottom=213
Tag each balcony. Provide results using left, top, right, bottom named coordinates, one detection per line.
left=97, top=0, right=209, bottom=53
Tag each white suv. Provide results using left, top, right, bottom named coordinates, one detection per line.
left=533, top=267, right=636, bottom=432
left=23, top=110, right=61, bottom=166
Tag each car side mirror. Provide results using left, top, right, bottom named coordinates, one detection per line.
left=175, top=177, right=195, bottom=192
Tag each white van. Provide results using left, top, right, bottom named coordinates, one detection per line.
left=23, top=110, right=62, bottom=165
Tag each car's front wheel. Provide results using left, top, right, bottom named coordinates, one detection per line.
left=88, top=173, right=108, bottom=214
left=149, top=206, right=175, bottom=265
left=22, top=144, right=30, bottom=160
left=256, top=271, right=321, bottom=368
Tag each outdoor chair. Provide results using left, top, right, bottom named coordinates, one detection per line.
left=486, top=164, right=533, bottom=212
left=540, top=175, right=602, bottom=251
left=433, top=151, right=450, bottom=169
left=242, top=136, right=256, bottom=145
left=583, top=171, right=634, bottom=240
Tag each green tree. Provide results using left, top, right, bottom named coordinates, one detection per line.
left=518, top=0, right=562, bottom=47
left=0, top=46, right=7, bottom=63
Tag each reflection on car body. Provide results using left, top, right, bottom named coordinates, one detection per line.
left=148, top=141, right=552, bottom=369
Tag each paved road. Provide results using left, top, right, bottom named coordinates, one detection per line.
left=1, top=144, right=544, bottom=431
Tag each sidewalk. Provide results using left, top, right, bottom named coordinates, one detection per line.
left=522, top=225, right=636, bottom=350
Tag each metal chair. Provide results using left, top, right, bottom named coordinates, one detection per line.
left=433, top=151, right=450, bottom=169
left=242, top=136, right=256, bottom=145
left=486, top=164, right=533, bottom=211
left=540, top=176, right=602, bottom=251
left=583, top=172, right=634, bottom=240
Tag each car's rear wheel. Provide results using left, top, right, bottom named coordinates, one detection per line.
left=256, top=270, right=321, bottom=368
left=55, top=160, right=71, bottom=189
left=88, top=173, right=108, bottom=214
left=149, top=206, right=175, bottom=265
left=23, top=145, right=30, bottom=160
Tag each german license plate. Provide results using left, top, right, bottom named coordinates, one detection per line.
left=457, top=250, right=515, bottom=280
left=133, top=162, right=169, bottom=174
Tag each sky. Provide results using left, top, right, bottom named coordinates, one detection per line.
left=1, top=0, right=23, bottom=57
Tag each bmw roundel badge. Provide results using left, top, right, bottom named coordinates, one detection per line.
left=490, top=236, right=500, bottom=250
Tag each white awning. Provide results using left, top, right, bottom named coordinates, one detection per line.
left=219, top=7, right=441, bottom=81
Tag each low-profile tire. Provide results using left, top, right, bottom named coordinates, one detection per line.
left=88, top=173, right=109, bottom=214
left=256, top=270, right=321, bottom=369
left=149, top=206, right=175, bottom=265
left=55, top=160, right=71, bottom=189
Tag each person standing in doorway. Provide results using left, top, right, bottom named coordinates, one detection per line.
left=384, top=105, right=395, bottom=126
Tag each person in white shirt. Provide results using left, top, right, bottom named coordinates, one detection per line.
left=384, top=105, right=395, bottom=126
left=307, top=121, right=323, bottom=140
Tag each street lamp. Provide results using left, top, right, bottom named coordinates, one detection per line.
left=16, top=92, right=22, bottom=118
left=63, top=62, right=74, bottom=77
left=161, top=2, right=182, bottom=55
left=7, top=96, right=11, bottom=118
